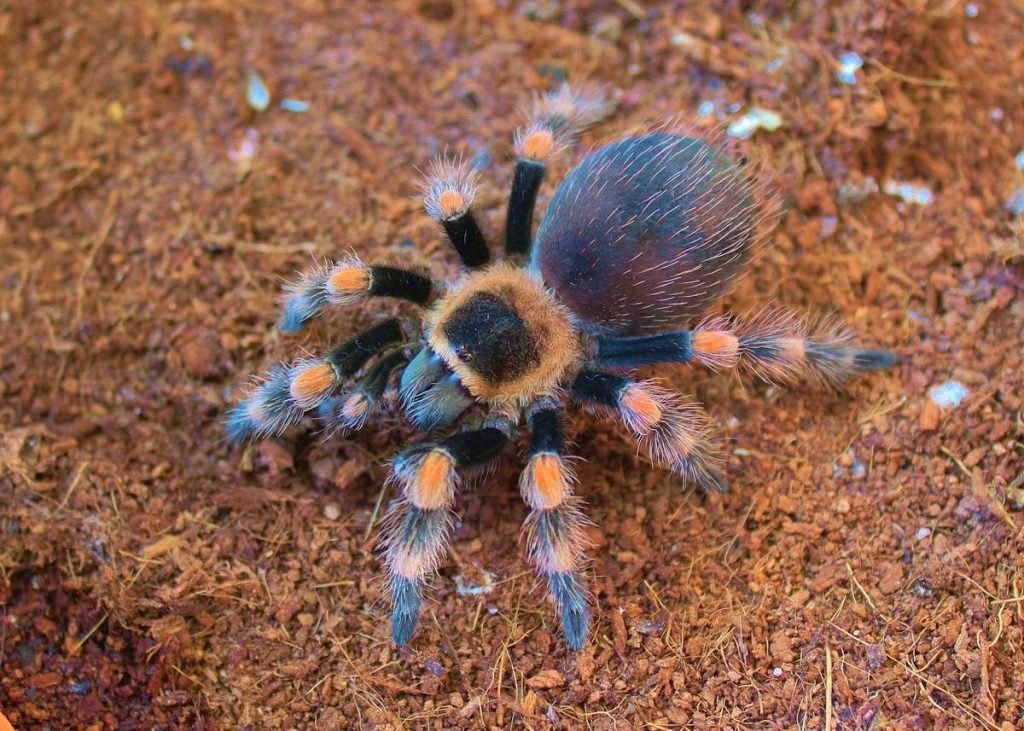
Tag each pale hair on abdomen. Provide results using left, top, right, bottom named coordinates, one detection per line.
left=532, top=132, right=762, bottom=334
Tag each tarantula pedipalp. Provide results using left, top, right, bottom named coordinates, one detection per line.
left=226, top=84, right=895, bottom=651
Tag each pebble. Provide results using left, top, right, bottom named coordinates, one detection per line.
left=878, top=563, right=904, bottom=594
left=280, top=98, right=309, bottom=113
left=836, top=51, right=863, bottom=85
left=910, top=577, right=934, bottom=597
left=246, top=70, right=270, bottom=111
left=526, top=669, right=565, bottom=689
left=884, top=180, right=934, bottom=206
left=929, top=380, right=969, bottom=409
left=727, top=108, right=783, bottom=139
left=179, top=330, right=224, bottom=379
left=919, top=399, right=940, bottom=431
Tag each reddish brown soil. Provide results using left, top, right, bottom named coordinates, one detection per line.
left=2, top=1, right=1023, bottom=728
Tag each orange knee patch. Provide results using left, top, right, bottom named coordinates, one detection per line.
left=340, top=393, right=370, bottom=422
left=521, top=129, right=554, bottom=160
left=437, top=189, right=466, bottom=219
left=621, top=386, right=663, bottom=432
left=530, top=454, right=568, bottom=510
left=290, top=362, right=336, bottom=404
left=693, top=330, right=739, bottom=362
left=328, top=266, right=369, bottom=293
left=411, top=451, right=455, bottom=509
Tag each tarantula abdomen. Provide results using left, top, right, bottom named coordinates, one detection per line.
left=533, top=132, right=761, bottom=335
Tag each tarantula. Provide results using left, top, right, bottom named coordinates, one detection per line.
left=226, top=84, right=894, bottom=650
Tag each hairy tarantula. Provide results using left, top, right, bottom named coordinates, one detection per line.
left=226, top=84, right=895, bottom=650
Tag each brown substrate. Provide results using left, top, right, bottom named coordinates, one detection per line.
left=1, top=0, right=1022, bottom=728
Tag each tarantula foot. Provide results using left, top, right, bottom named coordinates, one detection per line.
left=225, top=365, right=303, bottom=443
left=549, top=572, right=590, bottom=651
left=390, top=576, right=423, bottom=646
left=853, top=349, right=898, bottom=371
left=279, top=268, right=331, bottom=333
left=225, top=401, right=258, bottom=443
left=694, top=468, right=729, bottom=494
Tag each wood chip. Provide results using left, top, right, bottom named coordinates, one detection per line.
left=525, top=669, right=565, bottom=689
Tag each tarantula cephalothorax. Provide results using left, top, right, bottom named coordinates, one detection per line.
left=226, top=84, right=895, bottom=650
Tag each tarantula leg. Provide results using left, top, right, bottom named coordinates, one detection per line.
left=506, top=83, right=611, bottom=256
left=318, top=347, right=410, bottom=434
left=225, top=318, right=404, bottom=442
left=570, top=369, right=727, bottom=493
left=593, top=325, right=738, bottom=370
left=280, top=253, right=435, bottom=332
left=423, top=158, right=489, bottom=268
left=505, top=156, right=545, bottom=257
left=520, top=399, right=591, bottom=650
left=385, top=422, right=512, bottom=645
left=734, top=309, right=896, bottom=386
left=399, top=347, right=474, bottom=432
left=398, top=347, right=446, bottom=404
left=405, top=372, right=475, bottom=432
left=593, top=311, right=896, bottom=386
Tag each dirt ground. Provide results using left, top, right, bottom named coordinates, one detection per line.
left=2, top=0, right=1023, bottom=728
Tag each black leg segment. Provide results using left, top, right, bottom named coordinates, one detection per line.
left=442, top=213, right=490, bottom=268
left=570, top=369, right=629, bottom=408
left=325, top=318, right=404, bottom=379
left=505, top=159, right=546, bottom=256
left=528, top=402, right=564, bottom=455
left=594, top=331, right=695, bottom=368
left=367, top=266, right=433, bottom=304
left=439, top=426, right=510, bottom=467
